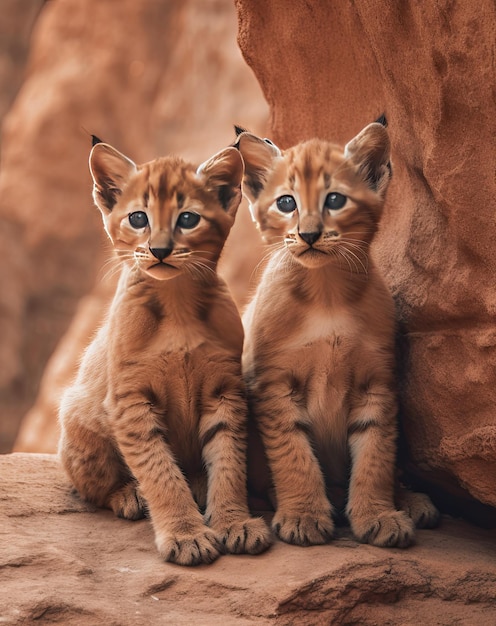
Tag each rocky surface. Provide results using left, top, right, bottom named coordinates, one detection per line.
left=4, top=3, right=495, bottom=623
left=1, top=453, right=496, bottom=625
left=236, top=0, right=496, bottom=514
left=4, top=0, right=267, bottom=453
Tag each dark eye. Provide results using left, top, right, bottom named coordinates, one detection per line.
left=177, top=212, right=201, bottom=229
left=276, top=195, right=297, bottom=213
left=324, top=192, right=347, bottom=210
left=128, top=211, right=148, bottom=229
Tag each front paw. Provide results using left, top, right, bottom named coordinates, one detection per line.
left=215, top=517, right=272, bottom=555
left=272, top=510, right=334, bottom=546
left=155, top=527, right=224, bottom=566
left=351, top=509, right=415, bottom=548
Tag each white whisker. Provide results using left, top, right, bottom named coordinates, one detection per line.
left=334, top=244, right=368, bottom=274
left=184, top=258, right=217, bottom=282
left=344, top=247, right=368, bottom=273
left=335, top=247, right=355, bottom=273
left=97, top=253, right=131, bottom=284
left=250, top=241, right=286, bottom=283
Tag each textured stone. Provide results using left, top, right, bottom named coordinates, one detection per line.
left=235, top=0, right=496, bottom=513
left=1, top=454, right=496, bottom=625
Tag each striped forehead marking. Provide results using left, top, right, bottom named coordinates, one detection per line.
left=285, top=140, right=345, bottom=192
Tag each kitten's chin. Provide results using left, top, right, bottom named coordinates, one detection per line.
left=142, top=263, right=182, bottom=280
left=293, top=248, right=331, bottom=269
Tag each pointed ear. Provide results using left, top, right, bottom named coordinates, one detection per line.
left=344, top=122, right=391, bottom=196
left=196, top=147, right=244, bottom=215
left=235, top=132, right=281, bottom=202
left=89, top=143, right=137, bottom=212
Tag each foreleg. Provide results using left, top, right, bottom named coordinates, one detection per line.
left=253, top=381, right=334, bottom=546
left=347, top=383, right=414, bottom=548
left=200, top=382, right=272, bottom=555
left=111, top=391, right=223, bottom=566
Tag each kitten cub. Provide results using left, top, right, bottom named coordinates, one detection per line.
left=236, top=122, right=439, bottom=548
left=58, top=141, right=272, bottom=566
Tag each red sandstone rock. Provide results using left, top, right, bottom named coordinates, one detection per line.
left=235, top=0, right=496, bottom=513
left=13, top=286, right=113, bottom=453
left=1, top=454, right=496, bottom=624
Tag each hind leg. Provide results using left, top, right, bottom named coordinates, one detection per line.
left=396, top=486, right=440, bottom=529
left=108, top=481, right=147, bottom=520
left=59, top=419, right=146, bottom=520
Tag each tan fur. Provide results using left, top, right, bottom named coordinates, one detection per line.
left=237, top=123, right=439, bottom=547
left=58, top=143, right=271, bottom=566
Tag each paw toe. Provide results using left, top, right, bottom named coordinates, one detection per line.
left=355, top=510, right=415, bottom=548
left=273, top=511, right=334, bottom=546
left=157, top=529, right=223, bottom=566
left=221, top=517, right=272, bottom=554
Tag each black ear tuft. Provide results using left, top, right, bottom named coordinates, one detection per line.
left=234, top=125, right=248, bottom=137
left=374, top=116, right=392, bottom=176
left=374, top=116, right=392, bottom=175
left=92, top=134, right=104, bottom=147
left=233, top=125, right=249, bottom=149
left=375, top=114, right=388, bottom=128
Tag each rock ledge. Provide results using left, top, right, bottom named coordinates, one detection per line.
left=1, top=454, right=496, bottom=624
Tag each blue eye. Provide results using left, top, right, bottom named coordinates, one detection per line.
left=128, top=211, right=148, bottom=229
left=177, top=212, right=200, bottom=229
left=324, top=192, right=347, bottom=210
left=276, top=195, right=297, bottom=213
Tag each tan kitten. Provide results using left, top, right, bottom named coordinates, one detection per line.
left=236, top=122, right=439, bottom=548
left=58, top=141, right=272, bottom=566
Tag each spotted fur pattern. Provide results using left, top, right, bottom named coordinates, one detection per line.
left=58, top=143, right=271, bottom=566
left=237, top=122, right=439, bottom=548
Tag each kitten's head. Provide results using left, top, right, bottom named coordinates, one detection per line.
left=89, top=143, right=244, bottom=280
left=235, top=122, right=391, bottom=271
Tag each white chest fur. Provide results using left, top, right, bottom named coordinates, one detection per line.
left=288, top=307, right=356, bottom=351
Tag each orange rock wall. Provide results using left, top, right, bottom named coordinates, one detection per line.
left=236, top=0, right=496, bottom=511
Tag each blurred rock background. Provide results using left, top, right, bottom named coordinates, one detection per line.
left=2, top=0, right=496, bottom=525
